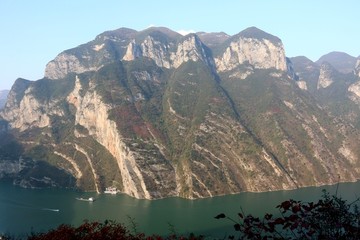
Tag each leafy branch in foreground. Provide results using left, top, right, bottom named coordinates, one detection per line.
left=215, top=190, right=360, bottom=239
left=22, top=219, right=204, bottom=240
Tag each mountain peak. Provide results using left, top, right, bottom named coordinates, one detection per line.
left=237, top=26, right=281, bottom=44
left=289, top=56, right=319, bottom=78
left=196, top=31, right=230, bottom=47
left=95, top=27, right=138, bottom=41
left=139, top=26, right=182, bottom=40
left=290, top=56, right=315, bottom=63
left=316, top=51, right=357, bottom=74
left=215, top=27, right=286, bottom=72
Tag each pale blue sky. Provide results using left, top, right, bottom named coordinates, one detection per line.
left=1, top=0, right=359, bottom=90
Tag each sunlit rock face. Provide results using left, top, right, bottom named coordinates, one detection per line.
left=2, top=26, right=360, bottom=199
left=355, top=59, right=360, bottom=77
left=215, top=27, right=287, bottom=73
left=317, top=63, right=336, bottom=89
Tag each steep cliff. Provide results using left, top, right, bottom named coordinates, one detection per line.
left=317, top=62, right=336, bottom=89
left=214, top=27, right=287, bottom=73
left=1, top=26, right=360, bottom=199
left=355, top=58, right=360, bottom=77
left=44, top=28, right=138, bottom=79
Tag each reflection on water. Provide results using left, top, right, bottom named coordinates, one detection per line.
left=1, top=181, right=360, bottom=237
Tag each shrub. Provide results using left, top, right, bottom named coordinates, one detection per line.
left=24, top=220, right=204, bottom=240
left=215, top=190, right=360, bottom=239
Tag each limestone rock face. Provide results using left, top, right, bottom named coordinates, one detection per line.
left=66, top=76, right=177, bottom=199
left=45, top=28, right=137, bottom=80
left=170, top=34, right=215, bottom=69
left=45, top=27, right=290, bottom=81
left=2, top=26, right=360, bottom=200
left=45, top=53, right=98, bottom=79
left=0, top=82, right=55, bottom=131
left=215, top=35, right=287, bottom=72
left=355, top=59, right=360, bottom=77
left=123, top=40, right=142, bottom=61
left=297, top=81, right=308, bottom=90
left=140, top=36, right=172, bottom=68
left=317, top=63, right=335, bottom=89
left=348, top=80, right=360, bottom=101
left=72, top=79, right=152, bottom=198
left=122, top=34, right=215, bottom=70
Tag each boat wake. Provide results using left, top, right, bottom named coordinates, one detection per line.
left=0, top=198, right=60, bottom=212
left=42, top=208, right=60, bottom=212
left=76, top=197, right=95, bottom=202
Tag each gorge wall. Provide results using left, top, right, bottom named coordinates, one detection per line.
left=1, top=26, right=360, bottom=199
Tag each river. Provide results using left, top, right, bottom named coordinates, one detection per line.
left=1, top=180, right=360, bottom=238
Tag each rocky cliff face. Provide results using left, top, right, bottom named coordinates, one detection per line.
left=348, top=80, right=360, bottom=101
left=2, top=86, right=52, bottom=131
left=317, top=62, right=336, bottom=89
left=45, top=53, right=97, bottom=79
left=44, top=28, right=138, bottom=79
left=67, top=76, right=176, bottom=198
left=214, top=29, right=287, bottom=72
left=44, top=27, right=289, bottom=81
left=348, top=60, right=360, bottom=104
left=1, top=26, right=360, bottom=199
left=355, top=58, right=360, bottom=77
left=122, top=33, right=215, bottom=70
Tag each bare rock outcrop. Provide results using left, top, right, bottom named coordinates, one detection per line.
left=215, top=28, right=287, bottom=72
left=355, top=59, right=360, bottom=77
left=317, top=63, right=335, bottom=89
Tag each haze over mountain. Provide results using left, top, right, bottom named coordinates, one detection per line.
left=316, top=51, right=357, bottom=74
left=0, top=26, right=360, bottom=199
left=0, top=90, right=9, bottom=109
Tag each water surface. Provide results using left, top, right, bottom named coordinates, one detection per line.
left=1, top=181, right=359, bottom=237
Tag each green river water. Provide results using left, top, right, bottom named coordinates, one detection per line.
left=1, top=180, right=360, bottom=238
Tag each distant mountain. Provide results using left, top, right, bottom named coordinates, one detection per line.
left=291, top=53, right=360, bottom=130
left=316, top=51, right=357, bottom=74
left=290, top=56, right=320, bottom=93
left=0, top=90, right=9, bottom=99
left=235, top=26, right=281, bottom=43
left=1, top=26, right=360, bottom=199
left=196, top=31, right=230, bottom=47
left=0, top=90, right=9, bottom=109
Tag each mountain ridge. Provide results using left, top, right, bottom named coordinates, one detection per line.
left=316, top=51, right=357, bottom=74
left=1, top=26, right=360, bottom=199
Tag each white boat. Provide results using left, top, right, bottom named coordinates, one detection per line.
left=104, top=187, right=118, bottom=195
left=76, top=197, right=94, bottom=202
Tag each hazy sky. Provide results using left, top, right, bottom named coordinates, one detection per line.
left=0, top=0, right=359, bottom=90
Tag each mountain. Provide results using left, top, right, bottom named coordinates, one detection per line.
left=316, top=51, right=357, bottom=74
left=0, top=90, right=9, bottom=109
left=290, top=56, right=319, bottom=92
left=1, top=26, right=360, bottom=199
left=196, top=31, right=230, bottom=47
left=290, top=54, right=360, bottom=125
